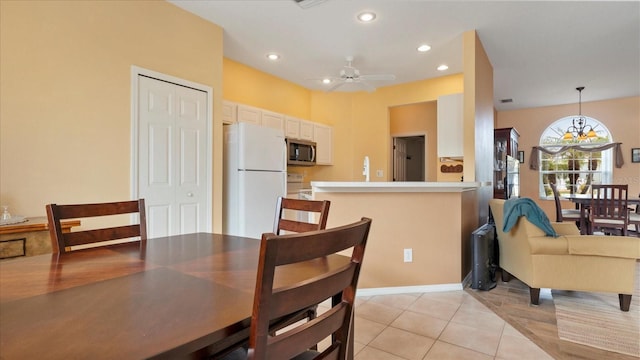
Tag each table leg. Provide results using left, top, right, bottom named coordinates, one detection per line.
left=580, top=205, right=587, bottom=235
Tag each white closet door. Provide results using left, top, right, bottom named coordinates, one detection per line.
left=138, top=76, right=207, bottom=238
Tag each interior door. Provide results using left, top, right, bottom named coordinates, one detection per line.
left=393, top=138, right=407, bottom=181
left=138, top=76, right=208, bottom=238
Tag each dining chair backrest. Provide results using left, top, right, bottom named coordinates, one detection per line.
left=46, top=199, right=147, bottom=253
left=590, top=185, right=628, bottom=236
left=549, top=182, right=580, bottom=223
left=273, top=196, right=331, bottom=235
left=248, top=217, right=372, bottom=360
left=549, top=182, right=564, bottom=222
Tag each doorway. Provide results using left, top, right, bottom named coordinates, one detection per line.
left=393, top=135, right=425, bottom=181
left=131, top=66, right=212, bottom=237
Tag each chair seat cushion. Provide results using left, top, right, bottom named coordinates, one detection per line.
left=561, top=209, right=581, bottom=220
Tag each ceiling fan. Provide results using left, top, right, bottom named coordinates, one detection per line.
left=324, top=56, right=396, bottom=92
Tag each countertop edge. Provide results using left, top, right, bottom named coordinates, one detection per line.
left=311, top=181, right=482, bottom=193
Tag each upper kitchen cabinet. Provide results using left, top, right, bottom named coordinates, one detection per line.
left=299, top=120, right=314, bottom=141
left=237, top=104, right=284, bottom=130
left=237, top=104, right=262, bottom=125
left=222, top=100, right=237, bottom=124
left=285, top=116, right=301, bottom=138
left=261, top=110, right=285, bottom=130
left=285, top=116, right=315, bottom=141
left=314, top=123, right=333, bottom=165
left=437, top=93, right=463, bottom=158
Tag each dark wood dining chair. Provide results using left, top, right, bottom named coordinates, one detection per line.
left=222, top=217, right=372, bottom=360
left=629, top=193, right=640, bottom=237
left=589, top=185, right=628, bottom=236
left=273, top=197, right=331, bottom=235
left=46, top=199, right=147, bottom=253
left=269, top=196, right=331, bottom=344
left=549, top=182, right=581, bottom=224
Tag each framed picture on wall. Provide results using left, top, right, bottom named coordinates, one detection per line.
left=518, top=151, right=524, bottom=164
left=632, top=148, right=640, bottom=163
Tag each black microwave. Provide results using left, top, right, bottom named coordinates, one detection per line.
left=286, top=138, right=316, bottom=166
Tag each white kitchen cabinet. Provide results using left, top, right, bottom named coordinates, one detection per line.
left=285, top=116, right=301, bottom=138
left=237, top=104, right=262, bottom=125
left=222, top=100, right=237, bottom=124
left=261, top=110, right=284, bottom=130
left=313, top=123, right=333, bottom=165
left=299, top=120, right=314, bottom=141
left=437, top=93, right=463, bottom=158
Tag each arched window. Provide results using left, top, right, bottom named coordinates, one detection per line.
left=538, top=116, right=613, bottom=198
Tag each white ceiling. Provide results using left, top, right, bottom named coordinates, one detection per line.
left=169, top=0, right=639, bottom=111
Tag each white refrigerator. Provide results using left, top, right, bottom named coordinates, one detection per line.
left=224, top=122, right=287, bottom=238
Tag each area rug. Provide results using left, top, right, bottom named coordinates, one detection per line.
left=552, top=263, right=640, bottom=357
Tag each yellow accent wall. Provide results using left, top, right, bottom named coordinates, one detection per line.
left=0, top=1, right=225, bottom=231
left=497, top=96, right=640, bottom=218
left=224, top=59, right=311, bottom=119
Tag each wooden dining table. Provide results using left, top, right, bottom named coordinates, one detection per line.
left=563, top=193, right=640, bottom=235
left=0, top=233, right=352, bottom=359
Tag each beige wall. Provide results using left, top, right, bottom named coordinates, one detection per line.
left=315, top=190, right=478, bottom=288
left=0, top=1, right=224, bottom=230
left=497, top=96, right=640, bottom=218
left=389, top=102, right=439, bottom=182
left=464, top=31, right=495, bottom=225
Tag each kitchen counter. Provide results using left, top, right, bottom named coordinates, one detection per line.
left=311, top=181, right=480, bottom=193
left=311, top=182, right=480, bottom=293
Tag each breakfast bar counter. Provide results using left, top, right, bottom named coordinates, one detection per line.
left=311, top=181, right=480, bottom=293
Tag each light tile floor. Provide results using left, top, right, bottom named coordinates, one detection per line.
left=319, top=290, right=553, bottom=360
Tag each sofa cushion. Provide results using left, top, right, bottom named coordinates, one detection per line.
left=566, top=235, right=640, bottom=259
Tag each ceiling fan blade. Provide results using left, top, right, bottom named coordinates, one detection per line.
left=358, top=80, right=376, bottom=92
left=360, top=74, right=396, bottom=81
left=326, top=81, right=346, bottom=92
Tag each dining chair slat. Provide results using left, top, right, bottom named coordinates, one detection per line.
left=46, top=199, right=147, bottom=253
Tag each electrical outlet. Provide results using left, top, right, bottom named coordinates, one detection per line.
left=403, top=248, right=413, bottom=263
left=376, top=169, right=384, bottom=177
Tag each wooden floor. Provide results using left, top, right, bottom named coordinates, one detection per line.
left=464, top=270, right=638, bottom=360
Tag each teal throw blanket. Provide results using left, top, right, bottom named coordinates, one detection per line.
left=503, top=198, right=558, bottom=237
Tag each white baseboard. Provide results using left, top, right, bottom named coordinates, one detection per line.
left=356, top=283, right=463, bottom=297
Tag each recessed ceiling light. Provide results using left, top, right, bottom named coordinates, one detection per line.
left=437, top=64, right=449, bottom=71
left=266, top=53, right=280, bottom=61
left=417, top=44, right=431, bottom=52
left=357, top=11, right=376, bottom=22
left=322, top=78, right=332, bottom=84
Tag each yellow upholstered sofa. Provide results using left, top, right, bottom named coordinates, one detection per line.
left=489, top=199, right=640, bottom=311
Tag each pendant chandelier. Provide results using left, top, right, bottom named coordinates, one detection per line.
left=563, top=86, right=596, bottom=141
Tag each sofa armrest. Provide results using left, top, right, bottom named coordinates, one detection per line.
left=566, top=235, right=640, bottom=259
left=551, top=222, right=581, bottom=236
left=529, top=235, right=569, bottom=255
